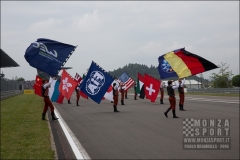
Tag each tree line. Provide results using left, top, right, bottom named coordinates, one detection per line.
left=108, top=63, right=203, bottom=82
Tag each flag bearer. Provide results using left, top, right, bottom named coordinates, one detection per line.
left=160, top=81, right=165, bottom=104
left=113, top=82, right=120, bottom=112
left=41, top=77, right=59, bottom=121
left=120, top=82, right=125, bottom=105
left=164, top=80, right=179, bottom=118
left=178, top=78, right=186, bottom=111
left=134, top=83, right=138, bottom=100
left=125, top=90, right=128, bottom=99
left=75, top=86, right=80, bottom=106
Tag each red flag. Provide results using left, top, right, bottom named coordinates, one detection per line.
left=34, top=75, right=42, bottom=97
left=80, top=91, right=88, bottom=99
left=58, top=70, right=78, bottom=100
left=144, top=74, right=161, bottom=103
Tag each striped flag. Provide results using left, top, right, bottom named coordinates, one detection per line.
left=74, top=72, right=82, bottom=83
left=118, top=72, right=135, bottom=91
left=48, top=78, right=64, bottom=104
left=158, top=48, right=218, bottom=79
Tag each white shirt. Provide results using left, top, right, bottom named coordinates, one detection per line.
left=177, top=78, right=185, bottom=87
left=43, top=78, right=53, bottom=89
left=160, top=82, right=165, bottom=89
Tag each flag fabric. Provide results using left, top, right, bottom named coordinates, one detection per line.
left=80, top=90, right=88, bottom=99
left=24, top=38, right=76, bottom=77
left=137, top=73, right=145, bottom=99
left=79, top=61, right=114, bottom=104
left=158, top=48, right=219, bottom=79
left=104, top=80, right=119, bottom=101
left=33, top=75, right=42, bottom=97
left=48, top=78, right=64, bottom=104
left=118, top=72, right=135, bottom=90
left=144, top=74, right=161, bottom=103
left=104, top=83, right=114, bottom=101
left=59, top=69, right=78, bottom=100
left=74, top=72, right=82, bottom=83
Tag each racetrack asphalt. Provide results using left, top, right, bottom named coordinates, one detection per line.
left=49, top=94, right=239, bottom=159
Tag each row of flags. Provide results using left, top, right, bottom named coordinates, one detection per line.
left=27, top=38, right=219, bottom=105
left=33, top=62, right=135, bottom=104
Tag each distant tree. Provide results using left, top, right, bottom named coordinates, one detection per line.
left=17, top=77, right=25, bottom=81
left=210, top=62, right=233, bottom=88
left=232, top=75, right=240, bottom=87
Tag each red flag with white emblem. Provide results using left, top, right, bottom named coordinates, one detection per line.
left=144, top=73, right=161, bottom=103
left=59, top=70, right=78, bottom=100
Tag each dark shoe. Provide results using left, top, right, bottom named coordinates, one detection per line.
left=181, top=104, right=186, bottom=111
left=114, top=106, right=120, bottom=112
left=68, top=100, right=71, bottom=104
left=172, top=110, right=179, bottom=118
left=76, top=102, right=79, bottom=106
left=160, top=99, right=164, bottom=104
left=179, top=104, right=182, bottom=110
left=51, top=112, right=59, bottom=121
left=121, top=100, right=125, bottom=105
left=164, top=108, right=171, bottom=118
left=42, top=113, right=46, bottom=120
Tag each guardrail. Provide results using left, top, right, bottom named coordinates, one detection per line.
left=1, top=90, right=24, bottom=100
left=186, top=88, right=240, bottom=94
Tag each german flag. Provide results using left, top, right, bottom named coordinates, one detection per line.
left=158, top=48, right=219, bottom=79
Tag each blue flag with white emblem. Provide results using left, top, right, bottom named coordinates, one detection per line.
left=24, top=38, right=76, bottom=77
left=80, top=61, right=114, bottom=104
left=158, top=55, right=178, bottom=79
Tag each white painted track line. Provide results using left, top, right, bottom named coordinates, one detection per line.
left=54, top=106, right=91, bottom=160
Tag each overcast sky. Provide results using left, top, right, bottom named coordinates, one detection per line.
left=1, top=1, right=239, bottom=80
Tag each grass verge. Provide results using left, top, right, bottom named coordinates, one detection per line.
left=1, top=94, right=55, bottom=159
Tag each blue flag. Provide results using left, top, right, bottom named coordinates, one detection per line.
left=119, top=72, right=130, bottom=83
left=158, top=55, right=178, bottom=79
left=80, top=61, right=114, bottom=104
left=24, top=38, right=76, bottom=77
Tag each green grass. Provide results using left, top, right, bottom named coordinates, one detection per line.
left=186, top=92, right=239, bottom=97
left=1, top=94, right=55, bottom=159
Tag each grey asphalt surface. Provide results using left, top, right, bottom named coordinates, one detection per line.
left=53, top=94, right=239, bottom=159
